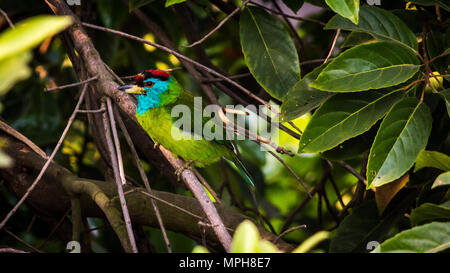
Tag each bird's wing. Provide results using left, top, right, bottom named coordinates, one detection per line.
left=169, top=90, right=254, bottom=186
left=168, top=90, right=234, bottom=149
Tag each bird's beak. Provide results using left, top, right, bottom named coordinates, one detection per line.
left=118, top=84, right=146, bottom=95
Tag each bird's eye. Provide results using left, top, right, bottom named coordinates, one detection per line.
left=144, top=81, right=154, bottom=87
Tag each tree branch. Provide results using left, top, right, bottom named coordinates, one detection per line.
left=0, top=131, right=294, bottom=252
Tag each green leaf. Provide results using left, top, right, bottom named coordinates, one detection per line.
left=341, top=31, right=375, bottom=48
left=414, top=150, right=450, bottom=172
left=240, top=6, right=300, bottom=100
left=367, top=98, right=432, bottom=188
left=410, top=201, right=450, bottom=226
left=128, top=0, right=156, bottom=11
left=329, top=196, right=415, bottom=253
left=438, top=88, right=450, bottom=118
left=231, top=220, right=260, bottom=253
left=330, top=201, right=380, bottom=252
left=432, top=172, right=450, bottom=189
left=192, top=245, right=210, bottom=253
left=293, top=231, right=330, bottom=253
left=165, top=0, right=186, bottom=7
left=0, top=52, right=31, bottom=95
left=298, top=89, right=404, bottom=153
left=0, top=15, right=72, bottom=62
left=321, top=127, right=375, bottom=161
left=374, top=222, right=450, bottom=253
left=282, top=0, right=305, bottom=13
left=0, top=150, right=12, bottom=168
left=406, top=0, right=450, bottom=12
left=325, top=0, right=359, bottom=24
left=281, top=64, right=332, bottom=122
left=257, top=240, right=280, bottom=253
left=325, top=6, right=418, bottom=51
left=310, top=42, right=420, bottom=92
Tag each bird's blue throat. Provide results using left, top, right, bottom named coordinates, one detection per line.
left=136, top=78, right=170, bottom=115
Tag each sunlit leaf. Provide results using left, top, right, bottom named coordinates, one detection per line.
left=414, top=150, right=450, bottom=172
left=231, top=220, right=260, bottom=253
left=298, top=89, right=403, bottom=153
left=432, top=172, right=450, bottom=189
left=407, top=0, right=450, bottom=12
left=310, top=42, right=420, bottom=92
left=410, top=201, right=450, bottom=226
left=0, top=15, right=72, bottom=62
left=438, top=88, right=450, bottom=118
left=374, top=222, right=450, bottom=253
left=165, top=0, right=186, bottom=7
left=0, top=52, right=31, bottom=94
left=325, top=0, right=359, bottom=24
left=367, top=98, right=432, bottom=188
left=293, top=231, right=330, bottom=253
left=325, top=6, right=418, bottom=51
left=192, top=245, right=210, bottom=253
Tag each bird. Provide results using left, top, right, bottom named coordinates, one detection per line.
left=118, top=69, right=254, bottom=186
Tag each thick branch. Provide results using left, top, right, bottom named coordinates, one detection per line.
left=0, top=132, right=294, bottom=252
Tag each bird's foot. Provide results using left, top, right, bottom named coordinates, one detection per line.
left=175, top=160, right=194, bottom=181
left=153, top=142, right=160, bottom=149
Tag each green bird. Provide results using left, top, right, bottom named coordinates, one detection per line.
left=118, top=69, right=254, bottom=186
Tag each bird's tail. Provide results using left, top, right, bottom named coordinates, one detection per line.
left=227, top=153, right=255, bottom=187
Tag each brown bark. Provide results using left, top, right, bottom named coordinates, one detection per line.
left=0, top=131, right=294, bottom=252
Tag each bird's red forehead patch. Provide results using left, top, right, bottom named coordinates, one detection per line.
left=135, top=73, right=144, bottom=84
left=146, top=70, right=170, bottom=79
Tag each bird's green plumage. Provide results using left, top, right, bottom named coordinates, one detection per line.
left=132, top=71, right=254, bottom=186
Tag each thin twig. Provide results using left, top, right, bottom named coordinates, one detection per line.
left=273, top=225, right=307, bottom=244
left=0, top=248, right=28, bottom=253
left=219, top=109, right=294, bottom=156
left=264, top=145, right=311, bottom=196
left=0, top=83, right=88, bottom=230
left=184, top=0, right=251, bottom=48
left=77, top=108, right=106, bottom=113
left=3, top=229, right=43, bottom=253
left=281, top=170, right=328, bottom=232
left=429, top=49, right=450, bottom=64
left=102, top=98, right=138, bottom=253
left=300, top=58, right=334, bottom=66
left=328, top=172, right=345, bottom=209
left=136, top=190, right=204, bottom=221
left=44, top=76, right=98, bottom=92
left=201, top=73, right=252, bottom=83
left=271, top=0, right=305, bottom=56
left=324, top=29, right=340, bottom=64
left=114, top=109, right=172, bottom=253
left=249, top=1, right=326, bottom=26
left=336, top=161, right=366, bottom=183
left=37, top=208, right=71, bottom=249
left=0, top=8, right=14, bottom=28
